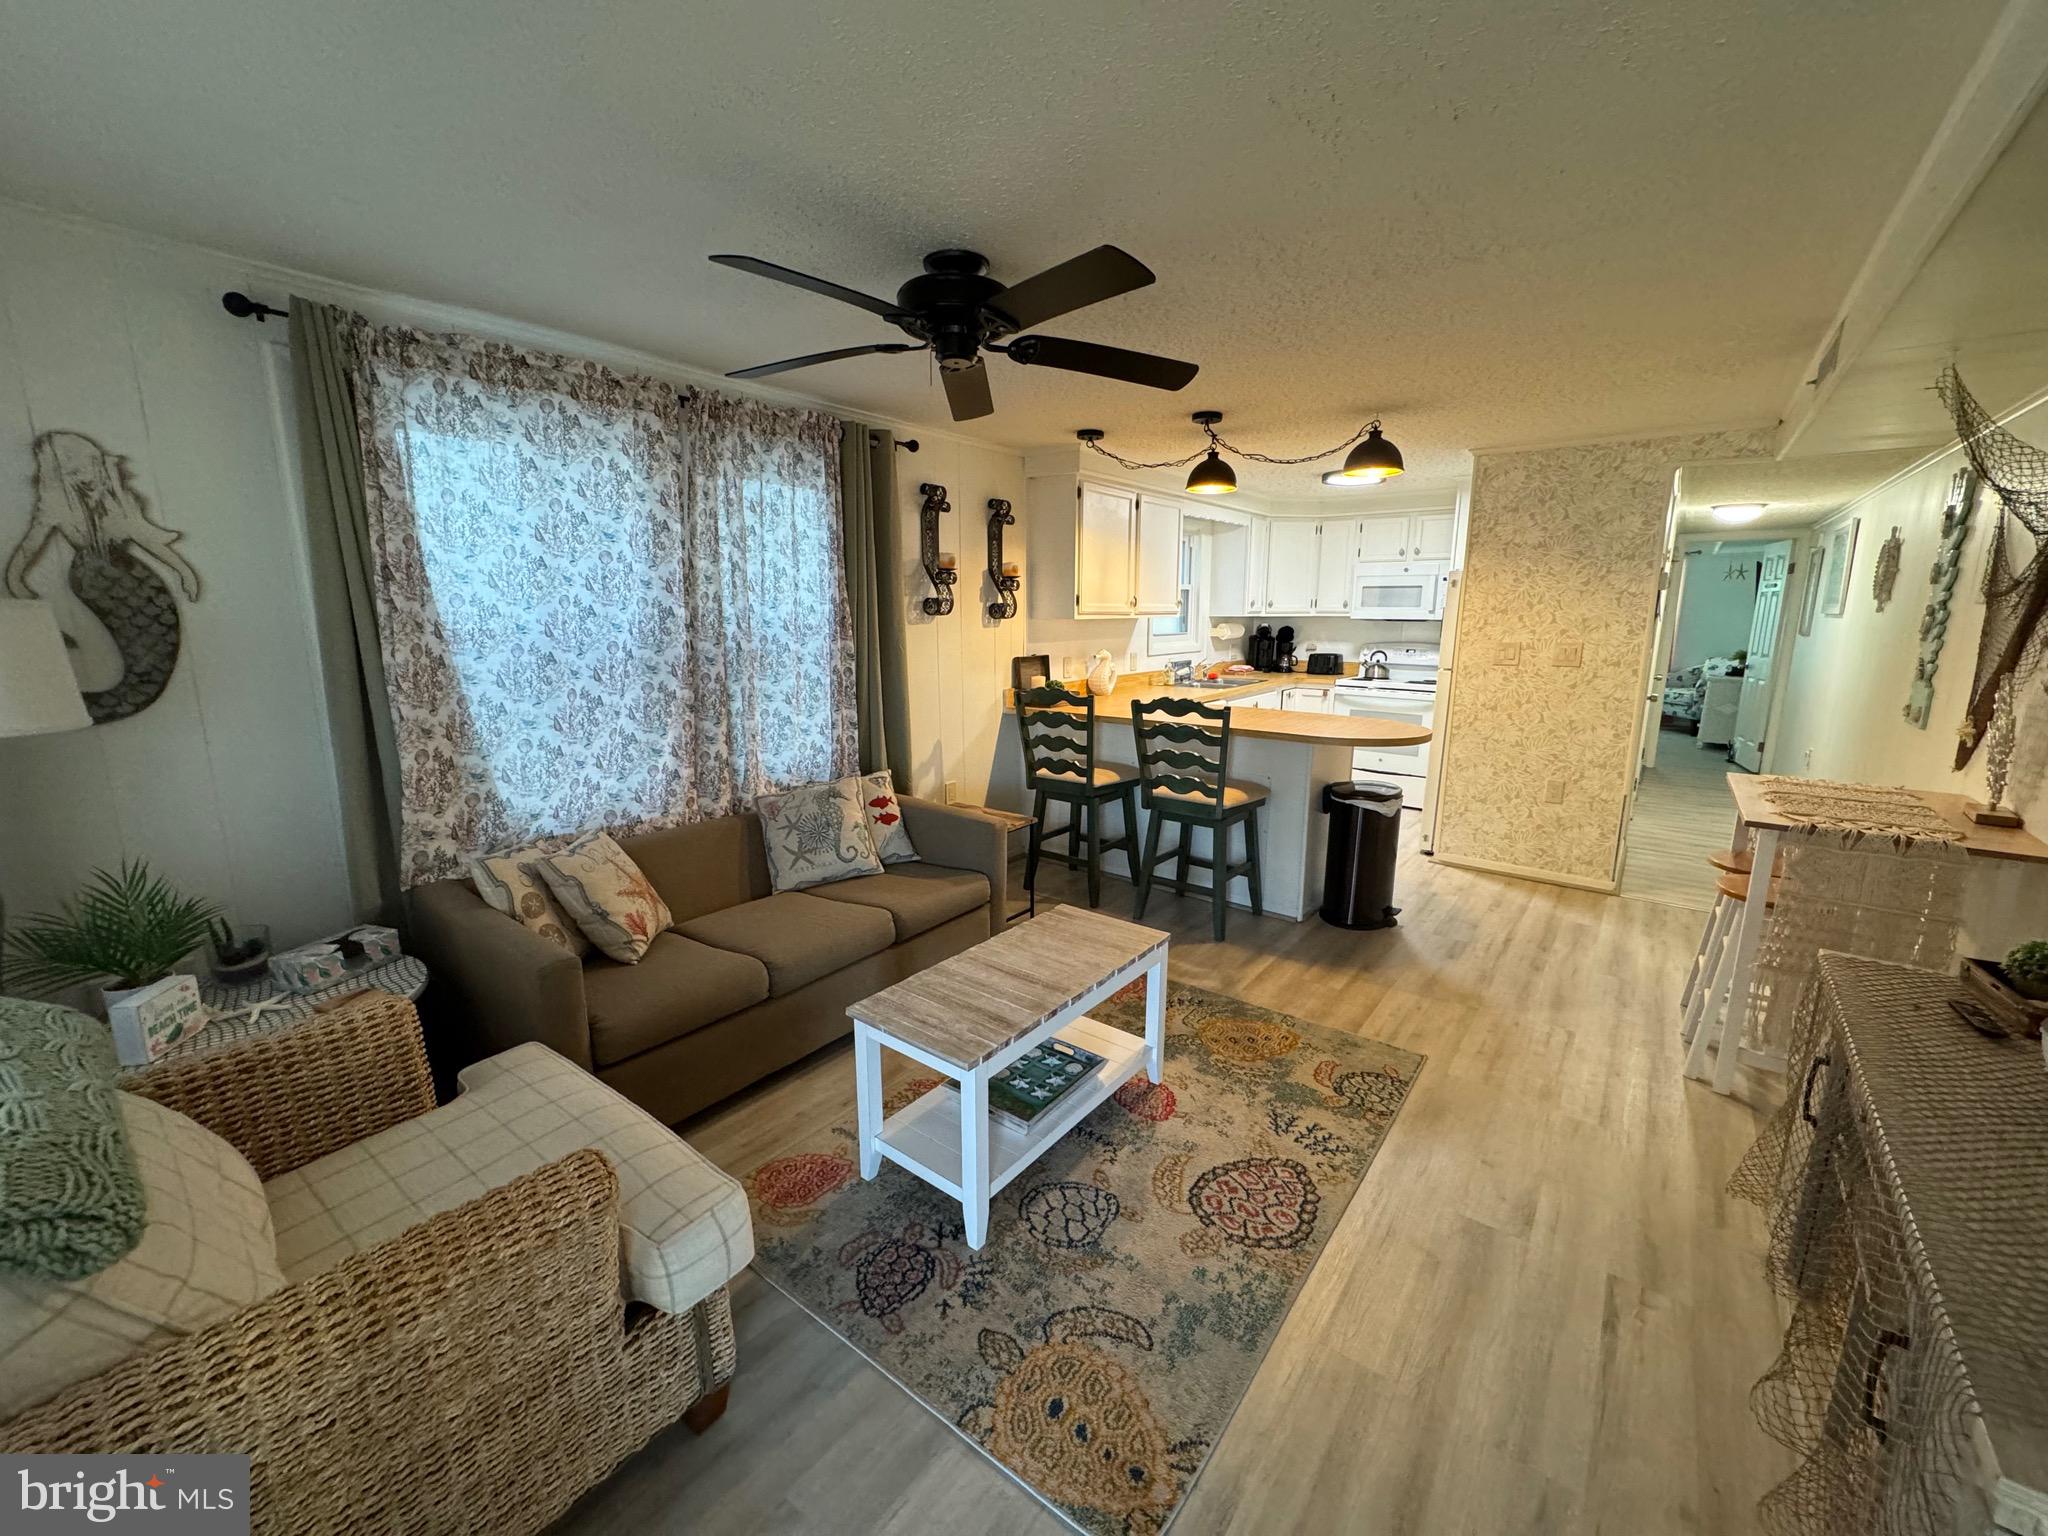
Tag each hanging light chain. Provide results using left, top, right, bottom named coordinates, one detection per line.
left=1077, top=417, right=1382, bottom=471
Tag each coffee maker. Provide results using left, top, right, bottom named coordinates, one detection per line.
left=1245, top=625, right=1276, bottom=671
left=1273, top=625, right=1298, bottom=672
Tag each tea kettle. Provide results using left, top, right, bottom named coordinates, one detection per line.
left=1360, top=649, right=1392, bottom=681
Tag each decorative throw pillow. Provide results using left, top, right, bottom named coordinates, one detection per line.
left=755, top=780, right=884, bottom=893
left=537, top=832, right=674, bottom=963
left=850, top=772, right=918, bottom=865
left=469, top=839, right=591, bottom=958
left=0, top=1092, right=285, bottom=1419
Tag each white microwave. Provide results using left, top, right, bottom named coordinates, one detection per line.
left=1351, top=561, right=1446, bottom=620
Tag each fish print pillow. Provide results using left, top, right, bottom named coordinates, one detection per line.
left=755, top=780, right=883, bottom=893
left=851, top=772, right=918, bottom=865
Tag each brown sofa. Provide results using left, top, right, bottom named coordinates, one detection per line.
left=410, top=797, right=1006, bottom=1124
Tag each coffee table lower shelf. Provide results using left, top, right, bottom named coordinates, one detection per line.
left=873, top=1015, right=1143, bottom=1198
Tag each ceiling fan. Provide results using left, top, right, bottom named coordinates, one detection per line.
left=707, top=245, right=1198, bottom=421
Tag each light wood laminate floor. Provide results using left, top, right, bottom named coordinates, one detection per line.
left=1619, top=730, right=1747, bottom=912
left=556, top=816, right=1790, bottom=1535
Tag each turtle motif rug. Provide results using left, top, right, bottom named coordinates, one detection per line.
left=742, top=977, right=1423, bottom=1536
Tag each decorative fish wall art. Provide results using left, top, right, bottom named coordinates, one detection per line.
left=3, top=430, right=199, bottom=723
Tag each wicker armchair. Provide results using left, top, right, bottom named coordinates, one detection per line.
left=0, top=997, right=737, bottom=1535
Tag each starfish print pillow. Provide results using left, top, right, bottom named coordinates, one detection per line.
left=755, top=780, right=883, bottom=893
left=537, top=832, right=674, bottom=963
left=850, top=772, right=918, bottom=865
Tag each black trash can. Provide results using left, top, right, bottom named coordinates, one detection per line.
left=1320, top=781, right=1405, bottom=929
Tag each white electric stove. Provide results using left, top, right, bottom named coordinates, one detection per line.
left=1333, top=648, right=1439, bottom=809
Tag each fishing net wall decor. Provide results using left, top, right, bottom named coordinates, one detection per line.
left=1937, top=365, right=2048, bottom=768
left=1730, top=955, right=2048, bottom=1535
left=1735, top=804, right=1966, bottom=1065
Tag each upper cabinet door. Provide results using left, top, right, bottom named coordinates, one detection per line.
left=1246, top=518, right=1270, bottom=613
left=1263, top=520, right=1319, bottom=613
left=1410, top=512, right=1456, bottom=561
left=1076, top=484, right=1137, bottom=615
left=1312, top=524, right=1353, bottom=612
left=1355, top=515, right=1410, bottom=561
left=1132, top=496, right=1184, bottom=614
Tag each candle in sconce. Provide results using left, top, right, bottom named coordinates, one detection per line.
left=936, top=552, right=957, bottom=571
left=1000, top=561, right=1020, bottom=578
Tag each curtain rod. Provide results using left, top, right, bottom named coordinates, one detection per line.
left=227, top=290, right=921, bottom=451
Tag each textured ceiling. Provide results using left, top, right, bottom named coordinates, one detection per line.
left=0, top=0, right=2008, bottom=497
left=1672, top=448, right=1929, bottom=533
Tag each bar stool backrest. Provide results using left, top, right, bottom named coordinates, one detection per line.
left=1017, top=683, right=1097, bottom=786
left=1131, top=697, right=1231, bottom=811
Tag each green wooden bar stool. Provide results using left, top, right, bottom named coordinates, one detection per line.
left=1015, top=683, right=1141, bottom=910
left=1131, top=697, right=1268, bottom=942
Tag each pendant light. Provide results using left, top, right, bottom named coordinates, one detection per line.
left=1183, top=412, right=1237, bottom=494
left=1323, top=420, right=1404, bottom=485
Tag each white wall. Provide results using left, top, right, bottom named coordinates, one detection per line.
left=1771, top=395, right=2048, bottom=951
left=0, top=200, right=1023, bottom=950
left=1670, top=539, right=1763, bottom=673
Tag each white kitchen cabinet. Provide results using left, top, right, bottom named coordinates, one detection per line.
left=1028, top=477, right=1185, bottom=619
left=1133, top=497, right=1184, bottom=614
left=1263, top=521, right=1319, bottom=613
left=1279, top=685, right=1333, bottom=713
left=1355, top=510, right=1458, bottom=563
left=1312, top=539, right=1352, bottom=614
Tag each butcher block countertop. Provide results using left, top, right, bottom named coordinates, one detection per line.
left=1001, top=673, right=1430, bottom=747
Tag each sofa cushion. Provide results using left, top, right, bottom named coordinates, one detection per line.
left=806, top=864, right=990, bottom=942
left=754, top=780, right=883, bottom=893
left=677, top=891, right=894, bottom=996
left=468, top=838, right=591, bottom=958
left=538, top=831, right=674, bottom=963
left=583, top=931, right=770, bottom=1067
left=622, top=816, right=772, bottom=926
left=0, top=1093, right=285, bottom=1419
left=265, top=1043, right=752, bottom=1315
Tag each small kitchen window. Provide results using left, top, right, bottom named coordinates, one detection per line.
left=1149, top=536, right=1203, bottom=656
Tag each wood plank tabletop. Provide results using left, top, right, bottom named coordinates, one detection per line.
left=846, top=905, right=1167, bottom=1067
left=1727, top=773, right=2048, bottom=864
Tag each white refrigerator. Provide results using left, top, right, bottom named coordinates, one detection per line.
left=1421, top=569, right=1461, bottom=855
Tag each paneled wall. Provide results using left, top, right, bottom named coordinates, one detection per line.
left=1433, top=427, right=1773, bottom=888
left=0, top=200, right=1023, bottom=950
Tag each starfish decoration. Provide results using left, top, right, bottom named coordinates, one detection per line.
left=225, top=995, right=297, bottom=1026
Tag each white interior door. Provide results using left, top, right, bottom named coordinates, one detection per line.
left=1076, top=484, right=1136, bottom=615
left=1732, top=545, right=1790, bottom=772
left=1641, top=552, right=1685, bottom=772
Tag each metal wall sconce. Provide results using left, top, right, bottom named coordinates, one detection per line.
left=986, top=499, right=1019, bottom=620
left=918, top=482, right=956, bottom=616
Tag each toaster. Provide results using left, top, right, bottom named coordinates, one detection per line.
left=1305, top=652, right=1345, bottom=676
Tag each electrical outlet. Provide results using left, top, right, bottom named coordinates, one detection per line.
left=944, top=780, right=961, bottom=805
left=1803, top=748, right=1813, bottom=770
left=1551, top=641, right=1583, bottom=667
left=1543, top=779, right=1567, bottom=804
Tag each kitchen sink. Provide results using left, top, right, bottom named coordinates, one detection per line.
left=1179, top=677, right=1259, bottom=688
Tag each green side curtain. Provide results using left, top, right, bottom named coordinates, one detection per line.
left=840, top=424, right=912, bottom=785
left=288, top=298, right=404, bottom=927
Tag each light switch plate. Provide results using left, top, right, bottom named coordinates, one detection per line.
left=1542, top=779, right=1567, bottom=804
left=1493, top=640, right=1521, bottom=666
left=1551, top=641, right=1583, bottom=667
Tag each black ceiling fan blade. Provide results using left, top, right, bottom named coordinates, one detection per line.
left=1006, top=335, right=1198, bottom=391
left=708, top=254, right=902, bottom=319
left=942, top=359, right=995, bottom=421
left=988, top=246, right=1156, bottom=331
left=725, top=343, right=918, bottom=380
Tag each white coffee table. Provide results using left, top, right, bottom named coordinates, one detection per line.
left=846, top=905, right=1168, bottom=1249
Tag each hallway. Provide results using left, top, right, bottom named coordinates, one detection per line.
left=1618, top=729, right=1744, bottom=909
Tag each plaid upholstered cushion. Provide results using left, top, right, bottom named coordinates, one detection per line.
left=0, top=1093, right=285, bottom=1418
left=266, top=1043, right=752, bottom=1314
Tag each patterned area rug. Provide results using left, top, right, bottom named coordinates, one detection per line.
left=743, top=977, right=1423, bottom=1535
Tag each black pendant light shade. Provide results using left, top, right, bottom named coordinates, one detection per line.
left=1332, top=422, right=1404, bottom=484
left=1185, top=448, right=1237, bottom=495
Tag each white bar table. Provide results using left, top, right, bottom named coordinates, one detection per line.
left=846, top=905, right=1168, bottom=1249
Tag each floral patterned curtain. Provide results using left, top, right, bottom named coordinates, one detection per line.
left=346, top=319, right=855, bottom=885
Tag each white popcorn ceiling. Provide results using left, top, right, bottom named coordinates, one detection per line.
left=0, top=0, right=2009, bottom=498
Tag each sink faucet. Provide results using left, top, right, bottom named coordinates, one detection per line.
left=1166, top=659, right=1195, bottom=685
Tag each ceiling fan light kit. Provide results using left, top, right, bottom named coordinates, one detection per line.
left=1082, top=413, right=1406, bottom=495
left=710, top=246, right=1198, bottom=421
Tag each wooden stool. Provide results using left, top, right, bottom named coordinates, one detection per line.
left=1130, top=697, right=1268, bottom=942
left=1014, top=684, right=1140, bottom=910
left=1680, top=865, right=1780, bottom=1081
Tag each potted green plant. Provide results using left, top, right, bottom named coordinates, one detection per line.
left=2005, top=940, right=2048, bottom=1001
left=5, top=861, right=222, bottom=1007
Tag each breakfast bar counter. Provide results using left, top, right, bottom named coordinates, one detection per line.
left=992, top=679, right=1432, bottom=922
